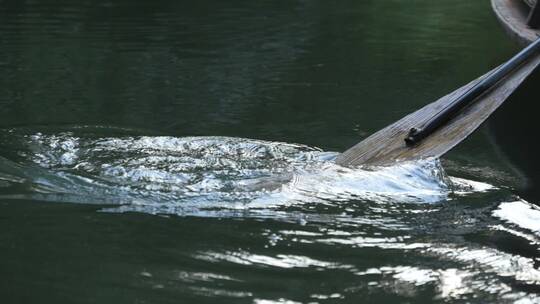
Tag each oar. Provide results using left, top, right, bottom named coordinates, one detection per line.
left=336, top=38, right=540, bottom=167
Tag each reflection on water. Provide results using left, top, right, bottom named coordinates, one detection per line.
left=1, top=128, right=540, bottom=302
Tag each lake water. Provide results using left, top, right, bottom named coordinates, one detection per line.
left=1, top=1, right=540, bottom=303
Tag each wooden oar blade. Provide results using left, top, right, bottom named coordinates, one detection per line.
left=336, top=54, right=540, bottom=167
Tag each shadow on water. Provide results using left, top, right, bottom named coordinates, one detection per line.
left=490, top=67, right=540, bottom=202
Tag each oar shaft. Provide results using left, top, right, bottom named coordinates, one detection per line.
left=405, top=37, right=540, bottom=146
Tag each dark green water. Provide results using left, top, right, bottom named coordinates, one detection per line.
left=2, top=0, right=540, bottom=303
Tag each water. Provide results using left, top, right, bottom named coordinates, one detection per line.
left=1, top=1, right=540, bottom=303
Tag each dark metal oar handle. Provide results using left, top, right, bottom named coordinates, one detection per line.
left=405, top=37, right=540, bottom=146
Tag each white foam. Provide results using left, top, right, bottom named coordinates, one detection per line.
left=1, top=134, right=496, bottom=218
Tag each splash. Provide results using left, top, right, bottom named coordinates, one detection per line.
left=0, top=130, right=490, bottom=217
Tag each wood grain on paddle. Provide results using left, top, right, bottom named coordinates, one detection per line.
left=336, top=54, right=540, bottom=167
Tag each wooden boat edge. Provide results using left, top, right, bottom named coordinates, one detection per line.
left=492, top=0, right=540, bottom=45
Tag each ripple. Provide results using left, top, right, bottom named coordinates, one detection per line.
left=1, top=128, right=540, bottom=302
left=194, top=251, right=353, bottom=270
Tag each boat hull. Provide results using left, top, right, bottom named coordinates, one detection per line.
left=492, top=0, right=540, bottom=45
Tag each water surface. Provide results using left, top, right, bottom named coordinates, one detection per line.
left=1, top=0, right=540, bottom=303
